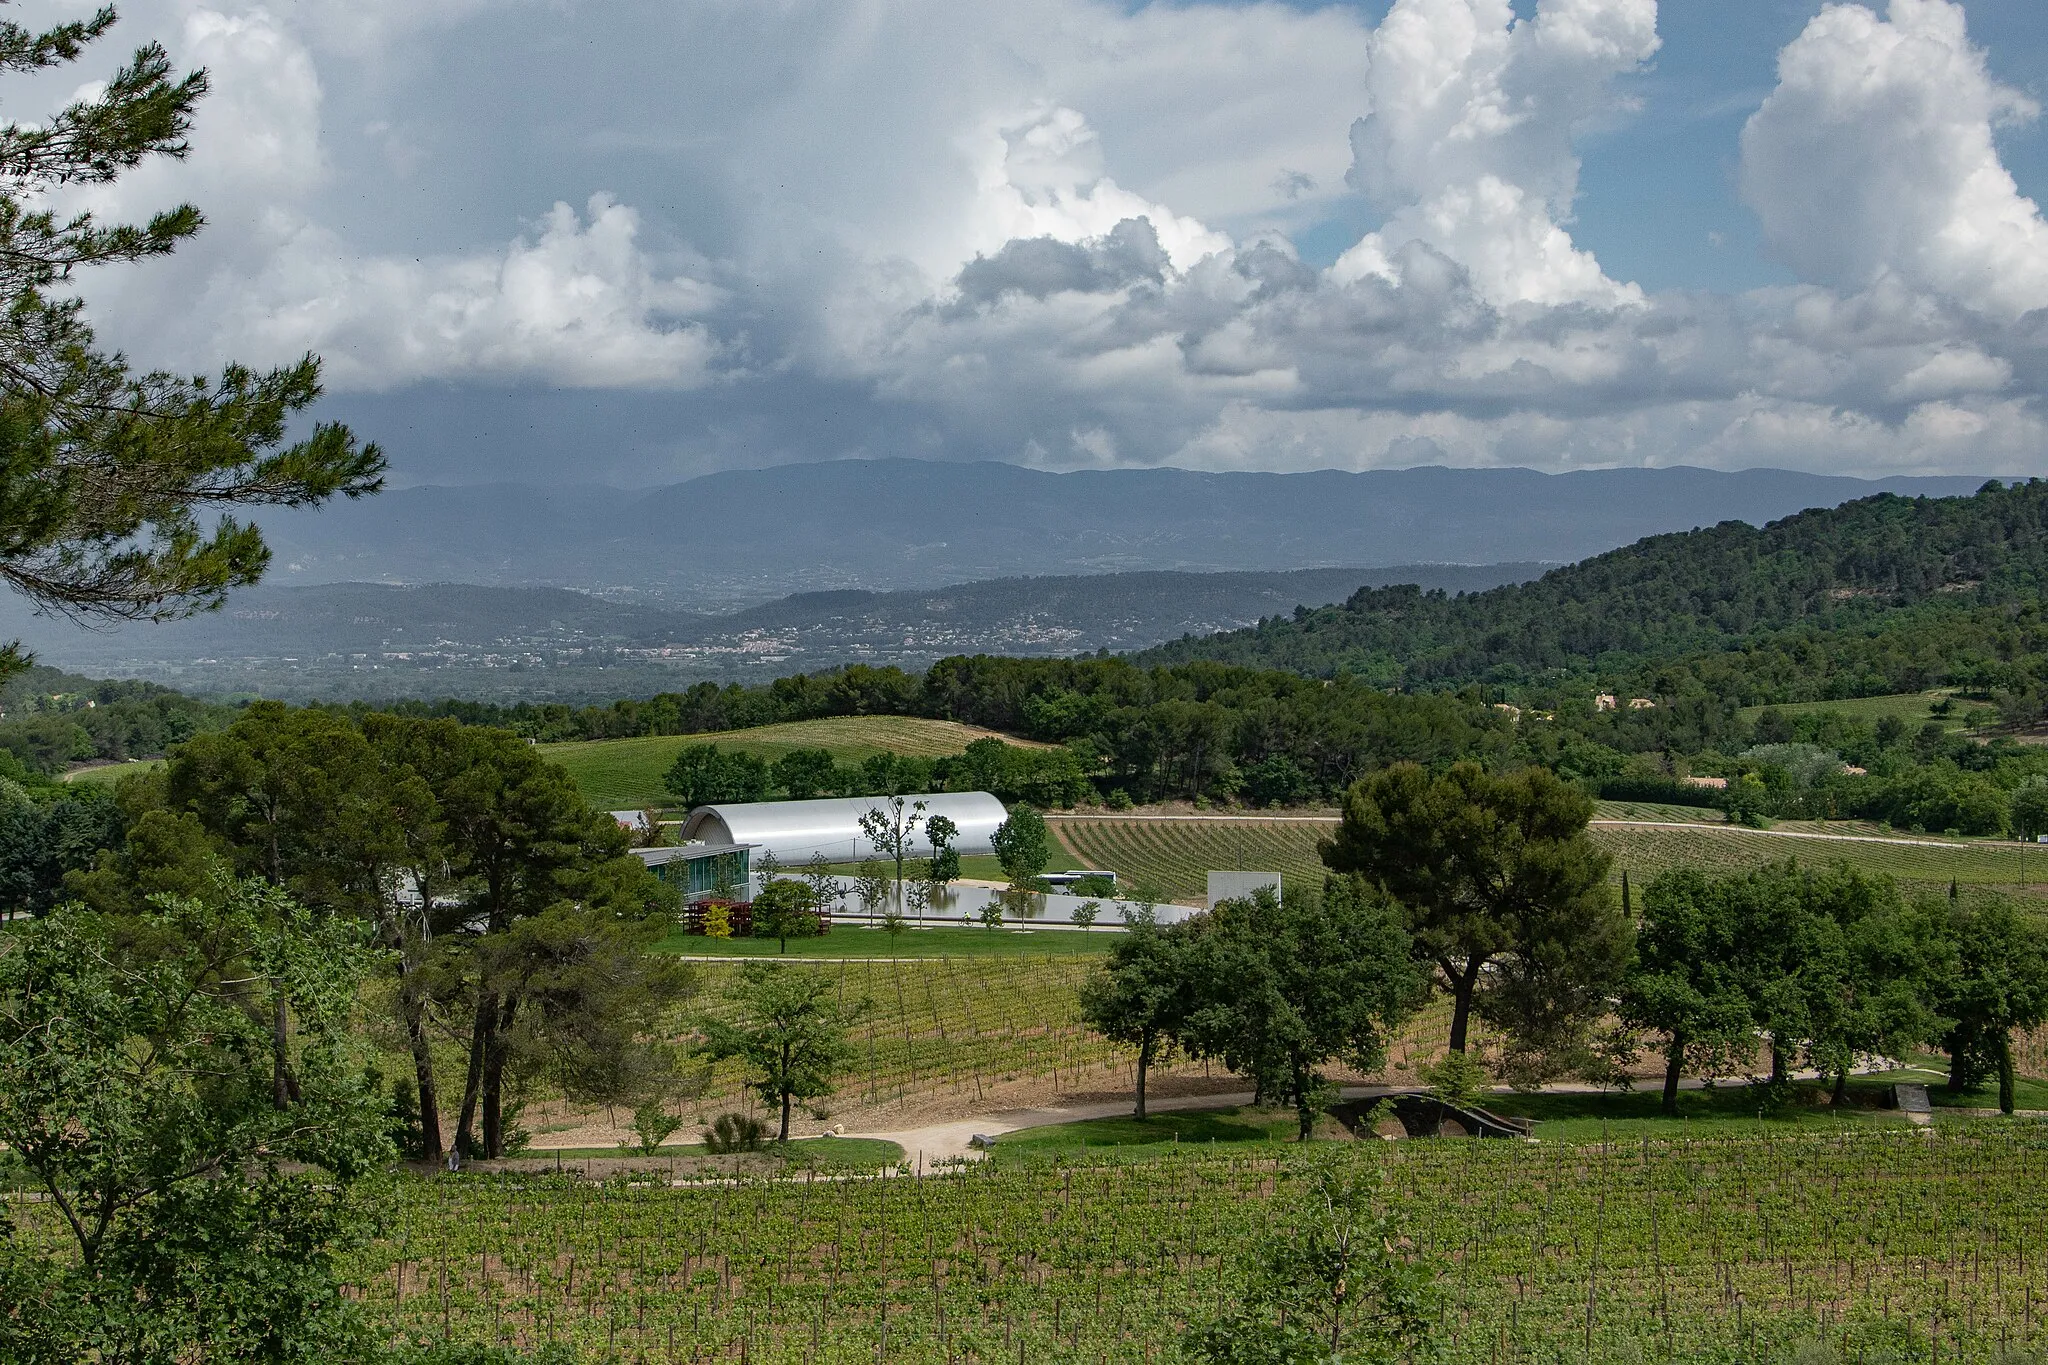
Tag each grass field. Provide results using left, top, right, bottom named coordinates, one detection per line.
left=541, top=716, right=1045, bottom=810
left=1052, top=815, right=2048, bottom=905
left=996, top=1084, right=1924, bottom=1155
left=328, top=1124, right=2048, bottom=1362
left=62, top=758, right=164, bottom=785
left=1736, top=689, right=1961, bottom=728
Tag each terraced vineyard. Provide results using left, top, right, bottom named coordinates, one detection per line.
left=342, top=1125, right=2048, bottom=1362
left=542, top=717, right=1045, bottom=810
left=1053, top=816, right=2047, bottom=905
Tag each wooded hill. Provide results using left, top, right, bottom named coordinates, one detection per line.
left=1138, top=480, right=2048, bottom=699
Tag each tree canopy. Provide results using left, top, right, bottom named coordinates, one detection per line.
left=1321, top=762, right=1629, bottom=1080
left=0, top=878, right=393, bottom=1363
left=0, top=6, right=382, bottom=681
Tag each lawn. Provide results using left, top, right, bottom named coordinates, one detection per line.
left=541, top=716, right=1046, bottom=809
left=1478, top=1084, right=1917, bottom=1140
left=994, top=1105, right=1298, bottom=1157
left=654, top=923, right=1118, bottom=958
left=1846, top=1058, right=2048, bottom=1111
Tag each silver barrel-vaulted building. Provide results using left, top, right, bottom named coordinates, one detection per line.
left=677, top=792, right=1008, bottom=867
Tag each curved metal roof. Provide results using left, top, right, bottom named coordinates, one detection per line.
left=679, top=792, right=1009, bottom=865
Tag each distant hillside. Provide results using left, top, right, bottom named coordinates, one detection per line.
left=0, top=563, right=1539, bottom=701
left=248, top=461, right=1985, bottom=608
left=1138, top=480, right=2048, bottom=686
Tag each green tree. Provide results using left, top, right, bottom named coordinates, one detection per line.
left=801, top=852, right=840, bottom=918
left=1184, top=881, right=1423, bottom=1140
left=0, top=877, right=393, bottom=1363
left=1618, top=869, right=1763, bottom=1114
left=435, top=727, right=659, bottom=1158
left=772, top=747, right=837, bottom=800
left=1940, top=893, right=2048, bottom=1114
left=1418, top=1050, right=1491, bottom=1134
left=1188, top=1159, right=1439, bottom=1365
left=0, top=784, right=123, bottom=915
left=0, top=9, right=381, bottom=683
left=2011, top=776, right=2048, bottom=842
left=1078, top=920, right=1192, bottom=1119
left=699, top=963, right=862, bottom=1142
left=662, top=744, right=770, bottom=809
left=751, top=877, right=818, bottom=953
left=991, top=803, right=1050, bottom=889
left=854, top=858, right=890, bottom=921
left=1321, top=762, right=1630, bottom=1079
left=857, top=794, right=925, bottom=902
left=479, top=899, right=695, bottom=1136
left=923, top=813, right=961, bottom=893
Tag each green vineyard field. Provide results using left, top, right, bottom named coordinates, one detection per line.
left=684, top=956, right=1193, bottom=1116
left=332, top=1126, right=2048, bottom=1363
left=1051, top=816, right=2048, bottom=905
left=667, top=955, right=1466, bottom=1126
left=1051, top=818, right=1332, bottom=904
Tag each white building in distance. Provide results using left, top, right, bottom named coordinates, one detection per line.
left=678, top=792, right=1008, bottom=866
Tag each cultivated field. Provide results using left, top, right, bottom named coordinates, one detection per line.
left=1735, top=689, right=1961, bottom=728
left=1051, top=815, right=2048, bottom=905
left=1053, top=817, right=1332, bottom=904
left=61, top=757, right=164, bottom=786
left=684, top=955, right=1156, bottom=1117
left=345, top=1125, right=2048, bottom=1363
left=542, top=717, right=1046, bottom=810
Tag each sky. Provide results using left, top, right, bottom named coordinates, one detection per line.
left=26, top=0, right=2048, bottom=485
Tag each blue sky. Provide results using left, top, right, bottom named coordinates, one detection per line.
left=45, top=0, right=2048, bottom=484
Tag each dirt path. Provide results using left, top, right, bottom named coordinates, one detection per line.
left=843, top=1066, right=1929, bottom=1166
left=846, top=1085, right=1398, bottom=1165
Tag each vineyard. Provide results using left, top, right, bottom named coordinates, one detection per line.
left=1051, top=816, right=2046, bottom=906
left=1051, top=818, right=1332, bottom=904
left=323, top=1125, right=2048, bottom=1362
left=684, top=957, right=1207, bottom=1118
left=607, top=958, right=1467, bottom=1134
left=1590, top=825, right=2042, bottom=896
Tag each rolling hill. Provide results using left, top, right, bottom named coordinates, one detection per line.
left=1138, top=479, right=2048, bottom=687
left=0, top=563, right=1538, bottom=700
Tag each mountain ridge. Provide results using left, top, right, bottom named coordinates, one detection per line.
left=252, top=460, right=1989, bottom=608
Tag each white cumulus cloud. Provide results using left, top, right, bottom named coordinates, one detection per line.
left=1332, top=0, right=1657, bottom=308
left=208, top=195, right=725, bottom=391
left=1740, top=0, right=2048, bottom=319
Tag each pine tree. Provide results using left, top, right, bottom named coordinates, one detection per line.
left=0, top=8, right=382, bottom=678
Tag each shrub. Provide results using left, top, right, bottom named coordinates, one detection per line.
left=632, top=1099, right=683, bottom=1154
left=702, top=1112, right=767, bottom=1153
